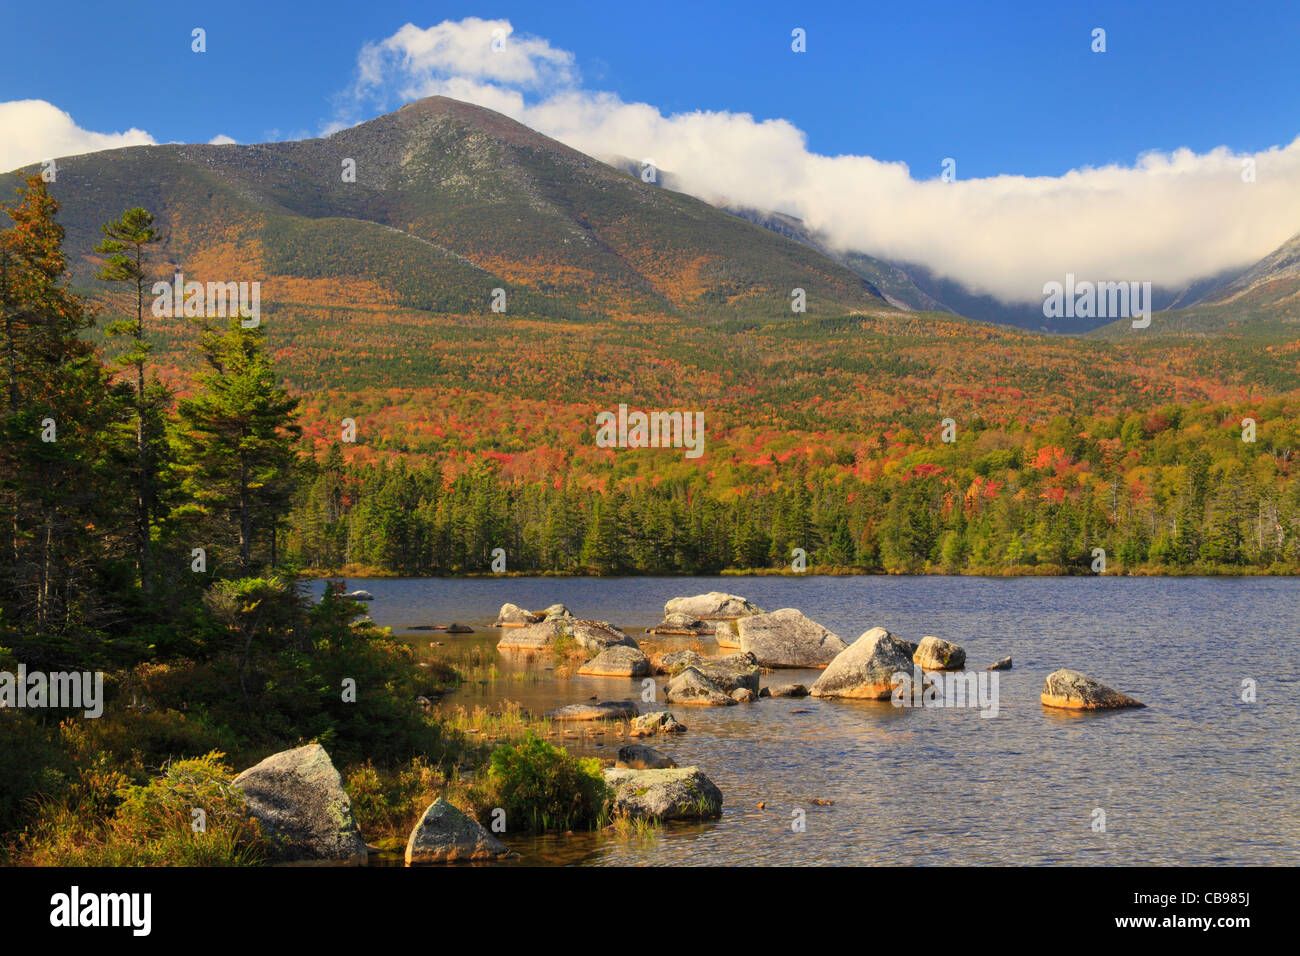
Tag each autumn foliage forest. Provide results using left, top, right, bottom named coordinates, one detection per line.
left=66, top=229, right=1300, bottom=579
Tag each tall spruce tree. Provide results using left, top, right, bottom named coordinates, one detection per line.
left=95, top=208, right=166, bottom=594
left=173, top=318, right=302, bottom=576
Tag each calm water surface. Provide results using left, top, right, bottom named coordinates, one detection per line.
left=329, top=575, right=1300, bottom=866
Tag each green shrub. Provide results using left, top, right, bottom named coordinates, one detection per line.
left=470, top=733, right=610, bottom=833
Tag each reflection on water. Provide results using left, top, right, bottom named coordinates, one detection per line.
left=328, top=575, right=1300, bottom=865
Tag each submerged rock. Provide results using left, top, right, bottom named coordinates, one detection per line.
left=616, top=744, right=677, bottom=770
left=988, top=656, right=1013, bottom=671
left=663, top=592, right=762, bottom=620
left=494, top=603, right=540, bottom=627
left=810, top=627, right=914, bottom=700
left=405, top=798, right=509, bottom=865
left=629, top=711, right=686, bottom=736
left=764, top=682, right=809, bottom=698
left=578, top=645, right=651, bottom=678
left=1040, top=669, right=1144, bottom=710
left=737, top=608, right=848, bottom=668
left=543, top=700, right=639, bottom=721
left=603, top=767, right=723, bottom=820
left=232, top=744, right=368, bottom=865
left=913, top=636, right=966, bottom=671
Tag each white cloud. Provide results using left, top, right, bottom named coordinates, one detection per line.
left=0, top=100, right=155, bottom=174
left=336, top=19, right=1300, bottom=303
left=356, top=19, right=575, bottom=99
left=208, top=133, right=237, bottom=145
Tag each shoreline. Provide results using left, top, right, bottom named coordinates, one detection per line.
left=296, top=564, right=1300, bottom=580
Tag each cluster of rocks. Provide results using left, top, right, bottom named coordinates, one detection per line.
left=494, top=592, right=1143, bottom=714
left=496, top=615, right=638, bottom=655
left=493, top=602, right=575, bottom=627
left=227, top=591, right=1145, bottom=868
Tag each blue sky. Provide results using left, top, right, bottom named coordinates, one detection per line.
left=3, top=0, right=1297, bottom=177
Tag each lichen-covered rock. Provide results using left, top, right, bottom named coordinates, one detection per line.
left=663, top=592, right=762, bottom=620
left=663, top=651, right=760, bottom=705
left=603, top=767, right=723, bottom=820
left=647, top=612, right=713, bottom=636
left=658, top=649, right=706, bottom=672
left=232, top=744, right=368, bottom=865
left=568, top=620, right=638, bottom=654
left=537, top=603, right=573, bottom=621
left=665, top=666, right=736, bottom=707
left=616, top=744, right=677, bottom=770
left=699, top=652, right=761, bottom=694
left=495, top=619, right=556, bottom=649
left=578, top=645, right=651, bottom=678
left=629, top=711, right=686, bottom=736
left=810, top=627, right=914, bottom=700
left=494, top=603, right=540, bottom=627
left=913, top=636, right=966, bottom=671
left=405, top=798, right=508, bottom=865
left=497, top=618, right=638, bottom=654
left=712, top=619, right=742, bottom=648
left=737, top=608, right=847, bottom=668
left=1040, top=669, right=1144, bottom=710
left=543, top=700, right=640, bottom=721
left=988, top=656, right=1013, bottom=671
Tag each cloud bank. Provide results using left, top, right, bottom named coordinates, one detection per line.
left=0, top=100, right=156, bottom=174
left=334, top=18, right=1300, bottom=304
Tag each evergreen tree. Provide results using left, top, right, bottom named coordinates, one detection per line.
left=173, top=318, right=302, bottom=575
left=95, top=208, right=166, bottom=594
left=0, top=176, right=131, bottom=641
